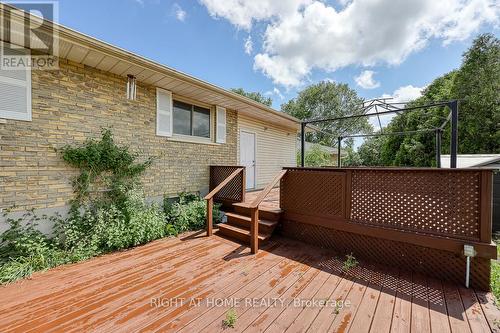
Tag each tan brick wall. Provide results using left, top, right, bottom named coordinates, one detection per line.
left=0, top=59, right=237, bottom=210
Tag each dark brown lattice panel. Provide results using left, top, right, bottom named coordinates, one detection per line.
left=350, top=169, right=481, bottom=241
left=280, top=169, right=345, bottom=218
left=209, top=166, right=244, bottom=203
left=279, top=220, right=491, bottom=290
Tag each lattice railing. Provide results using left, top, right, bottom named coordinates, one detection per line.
left=209, top=166, right=245, bottom=203
left=281, top=167, right=491, bottom=242
left=279, top=167, right=496, bottom=289
left=350, top=169, right=482, bottom=241
left=280, top=168, right=346, bottom=219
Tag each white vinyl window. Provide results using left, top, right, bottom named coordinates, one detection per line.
left=0, top=46, right=31, bottom=121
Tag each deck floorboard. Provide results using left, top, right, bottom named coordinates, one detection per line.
left=0, top=232, right=498, bottom=333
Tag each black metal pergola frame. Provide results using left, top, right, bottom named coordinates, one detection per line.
left=299, top=99, right=459, bottom=168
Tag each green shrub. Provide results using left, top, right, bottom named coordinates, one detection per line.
left=492, top=238, right=499, bottom=303
left=164, top=192, right=221, bottom=234
left=0, top=129, right=223, bottom=284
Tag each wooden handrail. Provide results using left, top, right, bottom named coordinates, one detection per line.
left=204, top=168, right=244, bottom=200
left=205, top=167, right=244, bottom=237
left=248, top=170, right=287, bottom=209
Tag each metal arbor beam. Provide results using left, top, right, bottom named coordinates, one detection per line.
left=449, top=100, right=458, bottom=168
left=300, top=122, right=306, bottom=167
left=435, top=129, right=442, bottom=168
left=337, top=137, right=342, bottom=168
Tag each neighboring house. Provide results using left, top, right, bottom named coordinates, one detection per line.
left=441, top=154, right=500, bottom=169
left=441, top=154, right=500, bottom=233
left=0, top=6, right=299, bottom=221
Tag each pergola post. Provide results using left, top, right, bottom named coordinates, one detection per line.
left=337, top=137, right=342, bottom=168
left=435, top=129, right=442, bottom=168
left=450, top=100, right=458, bottom=168
left=300, top=122, right=306, bottom=167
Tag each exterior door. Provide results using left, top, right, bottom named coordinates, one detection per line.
left=240, top=131, right=256, bottom=189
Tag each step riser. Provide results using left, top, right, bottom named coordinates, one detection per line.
left=233, top=206, right=281, bottom=222
left=226, top=216, right=275, bottom=234
left=217, top=226, right=268, bottom=244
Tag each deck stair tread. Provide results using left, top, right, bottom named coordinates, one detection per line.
left=217, top=201, right=283, bottom=244
left=217, top=223, right=270, bottom=241
left=232, top=202, right=283, bottom=214
left=225, top=212, right=277, bottom=228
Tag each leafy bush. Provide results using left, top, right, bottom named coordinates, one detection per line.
left=60, top=128, right=153, bottom=204
left=0, top=129, right=217, bottom=284
left=163, top=192, right=221, bottom=235
left=492, top=238, right=499, bottom=304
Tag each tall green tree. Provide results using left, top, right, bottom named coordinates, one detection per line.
left=452, top=33, right=500, bottom=153
left=356, top=33, right=500, bottom=167
left=281, top=81, right=372, bottom=147
left=231, top=88, right=272, bottom=107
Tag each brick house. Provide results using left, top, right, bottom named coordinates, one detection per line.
left=0, top=6, right=300, bottom=225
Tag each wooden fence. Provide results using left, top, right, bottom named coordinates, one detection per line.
left=279, top=167, right=497, bottom=290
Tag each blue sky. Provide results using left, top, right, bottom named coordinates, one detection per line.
left=55, top=0, right=498, bottom=110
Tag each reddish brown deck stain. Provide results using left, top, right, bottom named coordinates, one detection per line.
left=0, top=233, right=497, bottom=333
left=337, top=312, right=352, bottom=333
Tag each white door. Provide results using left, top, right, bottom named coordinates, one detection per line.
left=240, top=131, right=256, bottom=189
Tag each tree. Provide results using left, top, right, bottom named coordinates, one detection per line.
left=342, top=147, right=363, bottom=166
left=451, top=33, right=500, bottom=153
left=356, top=33, right=500, bottom=167
left=282, top=81, right=372, bottom=147
left=296, top=144, right=334, bottom=167
left=231, top=88, right=272, bottom=107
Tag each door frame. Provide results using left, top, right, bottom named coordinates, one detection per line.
left=239, top=130, right=256, bottom=190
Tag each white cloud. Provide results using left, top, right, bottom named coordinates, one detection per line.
left=199, top=0, right=310, bottom=30
left=273, top=87, right=284, bottom=99
left=200, top=0, right=499, bottom=87
left=369, top=85, right=425, bottom=129
left=354, top=70, right=380, bottom=89
left=244, top=36, right=253, bottom=54
left=264, top=87, right=285, bottom=100
left=133, top=0, right=144, bottom=6
left=381, top=85, right=424, bottom=103
left=173, top=3, right=187, bottom=22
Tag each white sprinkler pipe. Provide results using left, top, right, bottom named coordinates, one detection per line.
left=465, top=256, right=470, bottom=288
left=463, top=245, right=475, bottom=288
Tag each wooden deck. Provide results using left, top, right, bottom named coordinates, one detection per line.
left=245, top=187, right=280, bottom=210
left=0, top=232, right=498, bottom=332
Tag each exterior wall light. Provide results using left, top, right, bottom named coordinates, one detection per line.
left=127, top=74, right=137, bottom=100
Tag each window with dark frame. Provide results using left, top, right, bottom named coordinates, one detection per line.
left=173, top=100, right=211, bottom=138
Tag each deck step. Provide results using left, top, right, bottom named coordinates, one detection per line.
left=232, top=203, right=283, bottom=222
left=225, top=212, right=278, bottom=234
left=217, top=223, right=271, bottom=244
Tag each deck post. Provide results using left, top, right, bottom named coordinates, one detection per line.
left=250, top=208, right=259, bottom=254
left=450, top=100, right=458, bottom=168
left=300, top=122, right=306, bottom=167
left=241, top=168, right=246, bottom=202
left=206, top=198, right=213, bottom=236
left=337, top=137, right=342, bottom=167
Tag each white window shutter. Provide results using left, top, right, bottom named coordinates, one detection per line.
left=0, top=45, right=31, bottom=121
left=156, top=88, right=173, bottom=137
left=216, top=106, right=226, bottom=143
